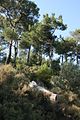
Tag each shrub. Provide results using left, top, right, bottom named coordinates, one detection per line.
left=36, top=63, right=52, bottom=87
left=0, top=64, right=16, bottom=84
left=60, top=62, right=80, bottom=93
left=22, top=65, right=38, bottom=81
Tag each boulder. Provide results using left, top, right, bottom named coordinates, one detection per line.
left=29, top=81, right=58, bottom=102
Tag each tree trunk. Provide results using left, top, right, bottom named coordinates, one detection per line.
left=39, top=53, right=42, bottom=65
left=14, top=41, right=18, bottom=67
left=62, top=55, right=64, bottom=64
left=70, top=53, right=74, bottom=62
left=6, top=40, right=12, bottom=64
left=27, top=46, right=31, bottom=64
left=70, top=53, right=72, bottom=62
left=76, top=53, right=79, bottom=64
left=49, top=54, right=53, bottom=68
left=65, top=54, right=67, bottom=62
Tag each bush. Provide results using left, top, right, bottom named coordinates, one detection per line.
left=60, top=62, right=80, bottom=93
left=0, top=64, right=16, bottom=84
left=36, top=63, right=52, bottom=87
left=22, top=65, right=38, bottom=81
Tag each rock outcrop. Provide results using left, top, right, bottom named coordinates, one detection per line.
left=29, top=81, right=58, bottom=103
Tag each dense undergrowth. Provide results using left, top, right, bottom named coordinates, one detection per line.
left=0, top=63, right=80, bottom=120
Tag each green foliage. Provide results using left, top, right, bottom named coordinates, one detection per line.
left=51, top=60, right=60, bottom=75
left=28, top=14, right=67, bottom=64
left=71, top=29, right=80, bottom=42
left=36, top=63, right=52, bottom=87
left=22, top=65, right=38, bottom=82
left=20, top=32, right=31, bottom=49
left=37, top=64, right=52, bottom=77
left=0, top=15, right=5, bottom=29
left=0, top=0, right=39, bottom=31
left=16, top=57, right=27, bottom=71
left=56, top=37, right=76, bottom=54
left=50, top=66, right=80, bottom=120
left=60, top=63, right=80, bottom=93
left=3, top=27, right=18, bottom=41
left=0, top=0, right=39, bottom=65
left=29, top=52, right=39, bottom=65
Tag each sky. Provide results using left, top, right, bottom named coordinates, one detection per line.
left=32, top=0, right=80, bottom=37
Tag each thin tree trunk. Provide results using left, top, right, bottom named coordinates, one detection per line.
left=65, top=54, right=67, bottom=62
left=14, top=41, right=18, bottom=67
left=70, top=53, right=74, bottom=62
left=6, top=40, right=12, bottom=64
left=39, top=53, right=42, bottom=65
left=49, top=54, right=53, bottom=68
left=76, top=53, right=79, bottom=64
left=70, top=53, right=72, bottom=62
left=62, top=55, right=64, bottom=64
left=27, top=46, right=31, bottom=64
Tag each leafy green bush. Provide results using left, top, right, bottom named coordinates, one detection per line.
left=36, top=63, right=52, bottom=87
left=60, top=62, right=80, bottom=93
left=16, top=58, right=27, bottom=71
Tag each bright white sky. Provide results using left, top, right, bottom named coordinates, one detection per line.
left=32, top=0, right=80, bottom=37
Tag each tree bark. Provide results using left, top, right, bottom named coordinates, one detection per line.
left=27, top=46, right=31, bottom=64
left=65, top=54, right=67, bottom=62
left=6, top=40, right=12, bottom=64
left=61, top=55, right=64, bottom=64
left=76, top=53, right=79, bottom=64
left=14, top=41, right=18, bottom=67
left=39, top=53, right=42, bottom=65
